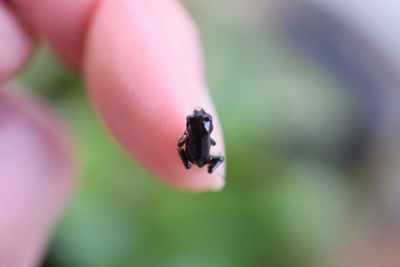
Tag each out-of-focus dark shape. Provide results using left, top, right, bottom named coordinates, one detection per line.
left=267, top=0, right=400, bottom=266
left=268, top=1, right=399, bottom=168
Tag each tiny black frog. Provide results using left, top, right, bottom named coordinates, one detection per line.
left=178, top=107, right=225, bottom=173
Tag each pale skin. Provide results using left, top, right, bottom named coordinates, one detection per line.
left=0, top=0, right=225, bottom=266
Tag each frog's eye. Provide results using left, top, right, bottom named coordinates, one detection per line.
left=204, top=117, right=210, bottom=122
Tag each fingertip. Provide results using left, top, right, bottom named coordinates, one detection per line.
left=207, top=170, right=227, bottom=192
left=167, top=157, right=226, bottom=192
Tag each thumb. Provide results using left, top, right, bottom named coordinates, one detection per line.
left=0, top=89, right=74, bottom=267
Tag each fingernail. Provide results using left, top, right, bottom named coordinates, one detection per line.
left=209, top=176, right=226, bottom=191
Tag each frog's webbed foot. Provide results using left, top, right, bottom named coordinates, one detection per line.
left=207, top=155, right=224, bottom=173
left=178, top=147, right=191, bottom=169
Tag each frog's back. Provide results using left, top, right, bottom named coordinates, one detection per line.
left=186, top=134, right=211, bottom=167
left=185, top=108, right=213, bottom=167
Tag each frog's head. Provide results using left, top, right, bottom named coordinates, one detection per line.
left=186, top=107, right=213, bottom=134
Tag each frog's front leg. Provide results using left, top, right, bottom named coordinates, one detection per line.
left=177, top=132, right=191, bottom=169
left=178, top=132, right=188, bottom=147
left=178, top=147, right=191, bottom=169
left=210, top=138, right=216, bottom=146
left=207, top=155, right=224, bottom=173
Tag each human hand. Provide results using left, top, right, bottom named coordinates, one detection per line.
left=0, top=0, right=225, bottom=266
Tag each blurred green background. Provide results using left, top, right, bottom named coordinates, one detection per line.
left=19, top=2, right=362, bottom=267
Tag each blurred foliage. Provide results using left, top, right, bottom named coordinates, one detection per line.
left=18, top=2, right=362, bottom=267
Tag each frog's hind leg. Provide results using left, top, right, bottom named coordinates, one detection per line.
left=207, top=155, right=224, bottom=173
left=178, top=147, right=191, bottom=169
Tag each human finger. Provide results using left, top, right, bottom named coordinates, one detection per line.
left=0, top=2, right=32, bottom=82
left=85, top=0, right=226, bottom=191
left=0, top=88, right=74, bottom=267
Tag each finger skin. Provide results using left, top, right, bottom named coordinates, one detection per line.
left=85, top=0, right=226, bottom=191
left=0, top=2, right=32, bottom=82
left=10, top=0, right=97, bottom=68
left=0, top=89, right=74, bottom=267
